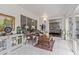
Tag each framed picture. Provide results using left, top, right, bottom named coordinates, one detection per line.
left=0, top=13, right=15, bottom=32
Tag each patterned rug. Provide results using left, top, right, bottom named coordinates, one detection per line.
left=34, top=40, right=55, bottom=51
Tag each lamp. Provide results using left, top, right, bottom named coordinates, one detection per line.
left=32, top=26, right=35, bottom=29
left=42, top=14, right=47, bottom=21
left=43, top=17, right=47, bottom=21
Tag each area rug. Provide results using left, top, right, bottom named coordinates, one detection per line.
left=34, top=40, right=55, bottom=51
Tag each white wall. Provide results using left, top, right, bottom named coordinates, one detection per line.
left=0, top=4, right=39, bottom=33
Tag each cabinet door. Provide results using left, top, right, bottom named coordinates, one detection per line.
left=17, top=36, right=22, bottom=44
left=11, top=37, right=17, bottom=47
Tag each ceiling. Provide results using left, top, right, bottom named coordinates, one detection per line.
left=18, top=4, right=78, bottom=19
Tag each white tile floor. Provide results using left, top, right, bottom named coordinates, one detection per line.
left=7, top=37, right=74, bottom=55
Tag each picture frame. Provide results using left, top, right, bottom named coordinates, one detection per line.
left=0, top=13, right=15, bottom=32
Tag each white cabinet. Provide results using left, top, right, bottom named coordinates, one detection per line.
left=0, top=34, right=24, bottom=55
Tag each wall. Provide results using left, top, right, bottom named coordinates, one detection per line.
left=0, top=4, right=38, bottom=33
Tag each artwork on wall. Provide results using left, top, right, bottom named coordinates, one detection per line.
left=11, top=35, right=23, bottom=47
left=0, top=13, right=15, bottom=32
